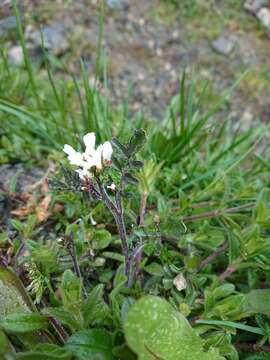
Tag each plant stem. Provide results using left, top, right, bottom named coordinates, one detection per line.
left=235, top=342, right=270, bottom=353
left=181, top=203, right=254, bottom=222
left=219, top=262, right=239, bottom=282
left=64, top=233, right=82, bottom=280
left=198, top=241, right=228, bottom=271
left=139, top=192, right=148, bottom=226
left=95, top=176, right=132, bottom=284
left=47, top=316, right=68, bottom=344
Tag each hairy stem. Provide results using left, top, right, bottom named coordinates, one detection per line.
left=95, top=176, right=132, bottom=285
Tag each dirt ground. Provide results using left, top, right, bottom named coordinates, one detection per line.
left=1, top=0, right=270, bottom=122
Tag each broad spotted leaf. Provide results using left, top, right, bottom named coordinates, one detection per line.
left=124, top=296, right=224, bottom=360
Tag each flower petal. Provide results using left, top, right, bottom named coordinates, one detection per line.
left=102, top=141, right=113, bottom=162
left=83, top=133, right=96, bottom=155
left=94, top=145, right=103, bottom=170
left=76, top=168, right=92, bottom=179
left=63, top=144, right=76, bottom=156
left=107, top=183, right=116, bottom=191
left=68, top=152, right=84, bottom=166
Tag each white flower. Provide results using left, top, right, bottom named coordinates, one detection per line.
left=83, top=133, right=96, bottom=155
left=102, top=141, right=113, bottom=163
left=63, top=133, right=113, bottom=179
left=76, top=168, right=91, bottom=180
left=63, top=144, right=84, bottom=167
left=107, top=183, right=116, bottom=191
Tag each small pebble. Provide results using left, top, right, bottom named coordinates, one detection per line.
left=257, top=7, right=270, bottom=30
left=8, top=45, right=24, bottom=66
left=164, top=62, right=172, bottom=71
left=212, top=36, right=235, bottom=56
left=244, top=0, right=268, bottom=14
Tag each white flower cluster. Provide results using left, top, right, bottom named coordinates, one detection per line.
left=63, top=132, right=113, bottom=179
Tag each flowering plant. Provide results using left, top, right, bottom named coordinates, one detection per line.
left=50, top=129, right=146, bottom=287
left=63, top=133, right=113, bottom=179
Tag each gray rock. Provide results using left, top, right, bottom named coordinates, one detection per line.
left=212, top=36, right=235, bottom=56
left=244, top=0, right=268, bottom=14
left=0, top=16, right=16, bottom=39
left=0, top=164, right=44, bottom=193
left=8, top=44, right=44, bottom=66
left=27, top=23, right=69, bottom=56
left=8, top=45, right=24, bottom=66
left=257, top=7, right=270, bottom=30
left=106, top=0, right=129, bottom=10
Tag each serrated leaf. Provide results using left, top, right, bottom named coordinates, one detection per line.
left=66, top=329, right=115, bottom=360
left=48, top=178, right=67, bottom=192
left=54, top=166, right=82, bottom=193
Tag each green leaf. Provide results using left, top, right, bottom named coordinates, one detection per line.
left=245, top=289, right=270, bottom=316
left=124, top=295, right=224, bottom=360
left=144, top=262, right=164, bottom=277
left=60, top=270, right=82, bottom=312
left=196, top=320, right=265, bottom=336
left=112, top=343, right=137, bottom=360
left=66, top=329, right=115, bottom=360
left=0, top=266, right=36, bottom=316
left=111, top=138, right=129, bottom=157
left=123, top=173, right=139, bottom=186
left=82, top=285, right=110, bottom=327
left=0, top=329, right=14, bottom=355
left=42, top=307, right=81, bottom=332
left=127, top=129, right=146, bottom=156
left=130, top=160, right=144, bottom=169
left=0, top=313, right=48, bottom=333
left=92, top=230, right=112, bottom=250
left=15, top=344, right=72, bottom=360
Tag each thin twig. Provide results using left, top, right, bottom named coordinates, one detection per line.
left=64, top=233, right=82, bottom=280
left=47, top=316, right=69, bottom=344
left=95, top=176, right=132, bottom=285
left=198, top=241, right=228, bottom=271
left=181, top=203, right=254, bottom=222
left=235, top=342, right=270, bottom=353
left=218, top=263, right=239, bottom=282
